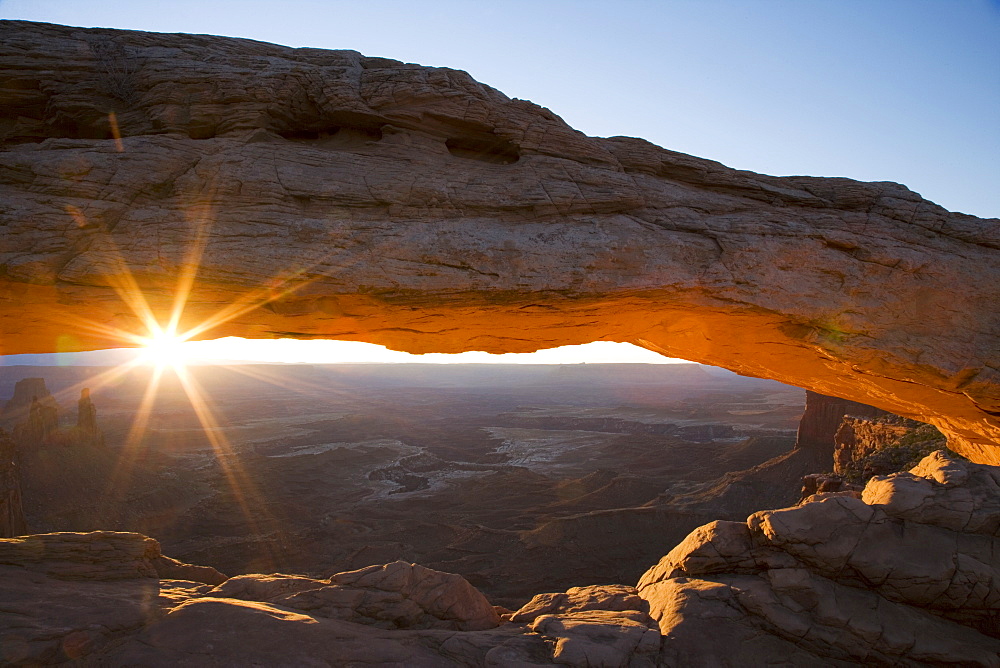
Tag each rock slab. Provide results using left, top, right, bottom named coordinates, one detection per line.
left=638, top=450, right=1000, bottom=666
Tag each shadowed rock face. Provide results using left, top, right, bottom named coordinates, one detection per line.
left=0, top=431, right=26, bottom=538
left=794, top=390, right=887, bottom=457
left=1, top=21, right=998, bottom=462
left=638, top=451, right=1000, bottom=664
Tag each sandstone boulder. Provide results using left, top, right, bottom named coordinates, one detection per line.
left=210, top=571, right=328, bottom=601
left=642, top=573, right=1000, bottom=667
left=88, top=596, right=465, bottom=667
left=0, top=533, right=527, bottom=665
left=0, top=531, right=190, bottom=664
left=212, top=560, right=500, bottom=631
left=504, top=584, right=661, bottom=667
left=798, top=472, right=860, bottom=503
left=636, top=520, right=800, bottom=586
left=510, top=584, right=649, bottom=623
left=0, top=530, right=160, bottom=579
left=153, top=554, right=227, bottom=586
left=749, top=494, right=1000, bottom=620
left=530, top=610, right=660, bottom=668
left=863, top=449, right=1000, bottom=535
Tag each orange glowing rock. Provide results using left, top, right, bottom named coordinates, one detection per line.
left=0, top=21, right=997, bottom=462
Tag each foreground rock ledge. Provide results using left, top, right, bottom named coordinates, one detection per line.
left=638, top=451, right=1000, bottom=666
left=2, top=451, right=998, bottom=665
left=1, top=21, right=998, bottom=462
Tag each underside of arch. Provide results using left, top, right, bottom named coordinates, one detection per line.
left=1, top=21, right=998, bottom=462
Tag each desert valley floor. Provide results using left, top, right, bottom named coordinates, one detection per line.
left=1, top=362, right=804, bottom=607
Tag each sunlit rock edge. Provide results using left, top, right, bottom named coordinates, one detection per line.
left=0, top=21, right=997, bottom=462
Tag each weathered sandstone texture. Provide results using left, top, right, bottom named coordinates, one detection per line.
left=0, top=430, right=26, bottom=537
left=794, top=390, right=886, bottom=456
left=0, top=531, right=223, bottom=664
left=834, top=414, right=945, bottom=477
left=638, top=450, right=1000, bottom=665
left=0, top=21, right=998, bottom=461
left=798, top=404, right=948, bottom=500
left=213, top=560, right=501, bottom=631
left=4, top=453, right=999, bottom=665
left=0, top=532, right=662, bottom=666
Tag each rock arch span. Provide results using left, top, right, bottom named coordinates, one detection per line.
left=1, top=21, right=998, bottom=462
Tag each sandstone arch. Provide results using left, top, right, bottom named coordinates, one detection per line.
left=1, top=21, right=998, bottom=462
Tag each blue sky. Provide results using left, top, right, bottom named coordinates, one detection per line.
left=2, top=0, right=997, bottom=218
left=1, top=1, right=997, bottom=365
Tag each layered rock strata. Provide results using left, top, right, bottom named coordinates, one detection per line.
left=794, top=390, right=886, bottom=456
left=0, top=531, right=224, bottom=664
left=0, top=21, right=998, bottom=462
left=834, top=415, right=947, bottom=481
left=799, top=408, right=949, bottom=500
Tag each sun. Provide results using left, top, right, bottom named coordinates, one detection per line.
left=139, top=328, right=191, bottom=369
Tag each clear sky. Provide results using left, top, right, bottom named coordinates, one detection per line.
left=1, top=0, right=997, bottom=365
left=3, top=0, right=997, bottom=217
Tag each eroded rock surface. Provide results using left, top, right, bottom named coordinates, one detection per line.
left=5, top=459, right=999, bottom=667
left=0, top=21, right=998, bottom=462
left=0, top=430, right=26, bottom=538
left=638, top=450, right=1000, bottom=665
left=0, top=531, right=662, bottom=666
left=834, top=414, right=947, bottom=481
left=794, top=390, right=886, bottom=456
left=212, top=561, right=500, bottom=631
left=510, top=584, right=650, bottom=623
left=0, top=531, right=203, bottom=664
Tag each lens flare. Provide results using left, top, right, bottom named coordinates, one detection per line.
left=139, top=328, right=191, bottom=370
left=46, top=192, right=355, bottom=567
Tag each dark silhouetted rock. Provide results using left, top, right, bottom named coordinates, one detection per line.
left=0, top=430, right=27, bottom=537
left=11, top=383, right=60, bottom=447
left=76, top=387, right=97, bottom=432
left=2, top=378, right=59, bottom=425
left=798, top=472, right=859, bottom=502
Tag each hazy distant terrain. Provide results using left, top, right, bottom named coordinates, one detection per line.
left=1, top=363, right=804, bottom=606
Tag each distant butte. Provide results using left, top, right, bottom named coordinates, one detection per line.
left=0, top=21, right=998, bottom=462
